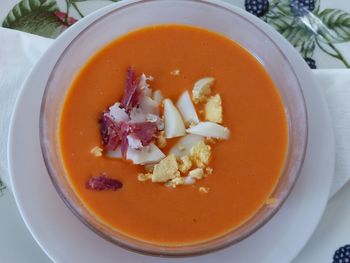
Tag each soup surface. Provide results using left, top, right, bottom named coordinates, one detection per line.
left=59, top=24, right=288, bottom=245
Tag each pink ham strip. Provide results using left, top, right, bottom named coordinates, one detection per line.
left=99, top=113, right=121, bottom=151
left=129, top=122, right=159, bottom=146
left=86, top=173, right=123, bottom=191
left=118, top=122, right=130, bottom=159
left=120, top=67, right=142, bottom=111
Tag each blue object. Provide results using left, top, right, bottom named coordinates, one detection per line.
left=333, top=245, right=350, bottom=263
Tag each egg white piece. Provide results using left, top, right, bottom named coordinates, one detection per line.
left=107, top=143, right=165, bottom=165
left=186, top=122, right=230, bottom=139
left=192, top=77, right=215, bottom=103
left=127, top=143, right=165, bottom=164
left=169, top=134, right=204, bottom=157
left=139, top=96, right=159, bottom=115
left=163, top=98, right=186, bottom=138
left=152, top=90, right=164, bottom=103
left=176, top=91, right=199, bottom=125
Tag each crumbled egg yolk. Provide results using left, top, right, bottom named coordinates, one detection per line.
left=148, top=141, right=212, bottom=187
left=178, top=155, right=192, bottom=173
left=205, top=167, right=213, bottom=175
left=137, top=173, right=152, bottom=182
left=170, top=69, right=181, bottom=76
left=190, top=141, right=211, bottom=168
left=151, top=154, right=180, bottom=182
left=205, top=94, right=223, bottom=123
left=188, top=168, right=205, bottom=180
left=157, top=131, right=167, bottom=148
left=199, top=186, right=210, bottom=194
left=166, top=177, right=185, bottom=188
left=90, top=146, right=103, bottom=157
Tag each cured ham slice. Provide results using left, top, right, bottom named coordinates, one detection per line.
left=86, top=173, right=123, bottom=191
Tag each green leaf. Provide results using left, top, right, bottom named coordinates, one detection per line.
left=283, top=25, right=313, bottom=46
left=270, top=0, right=292, bottom=16
left=318, top=8, right=350, bottom=43
left=267, top=13, right=316, bottom=58
left=2, top=0, right=64, bottom=38
left=267, top=15, right=314, bottom=46
left=299, top=39, right=316, bottom=58
left=269, top=0, right=321, bottom=16
left=267, top=13, right=295, bottom=32
left=314, top=0, right=321, bottom=14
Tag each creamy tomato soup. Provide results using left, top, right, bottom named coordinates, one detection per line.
left=59, top=25, right=288, bottom=245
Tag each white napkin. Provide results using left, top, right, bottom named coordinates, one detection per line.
left=0, top=28, right=52, bottom=187
left=313, top=69, right=350, bottom=196
left=0, top=28, right=349, bottom=198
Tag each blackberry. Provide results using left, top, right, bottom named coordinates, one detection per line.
left=245, top=0, right=270, bottom=17
left=333, top=245, right=350, bottom=263
left=289, top=0, right=315, bottom=17
left=305, top=58, right=317, bottom=69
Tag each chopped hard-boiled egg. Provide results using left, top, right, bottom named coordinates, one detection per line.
left=192, top=77, right=215, bottom=103
left=152, top=90, right=164, bottom=103
left=108, top=103, right=129, bottom=122
left=169, top=134, right=204, bottom=157
left=139, top=73, right=154, bottom=97
left=127, top=135, right=143, bottom=149
left=157, top=131, right=167, bottom=148
left=176, top=91, right=200, bottom=126
left=184, top=166, right=213, bottom=185
left=184, top=176, right=196, bottom=185
left=205, top=94, right=223, bottom=123
left=186, top=122, right=230, bottom=140
left=108, top=144, right=165, bottom=164
left=178, top=155, right=192, bottom=173
left=190, top=141, right=211, bottom=168
left=163, top=98, right=186, bottom=138
left=137, top=173, right=152, bottom=182
left=188, top=168, right=205, bottom=180
left=152, top=154, right=180, bottom=182
left=166, top=177, right=185, bottom=188
left=127, top=143, right=165, bottom=165
left=139, top=96, right=159, bottom=115
left=107, top=143, right=165, bottom=164
left=90, top=146, right=103, bottom=157
left=170, top=69, right=181, bottom=76
left=199, top=186, right=210, bottom=194
left=205, top=167, right=213, bottom=175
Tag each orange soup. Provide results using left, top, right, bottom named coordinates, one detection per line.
left=59, top=25, right=288, bottom=245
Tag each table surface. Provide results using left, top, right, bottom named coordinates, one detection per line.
left=1, top=0, right=350, bottom=262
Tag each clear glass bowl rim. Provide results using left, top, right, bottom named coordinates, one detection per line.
left=39, top=0, right=308, bottom=257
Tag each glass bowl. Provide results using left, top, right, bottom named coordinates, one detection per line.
left=40, top=0, right=308, bottom=257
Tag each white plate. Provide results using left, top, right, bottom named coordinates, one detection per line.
left=8, top=1, right=335, bottom=262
